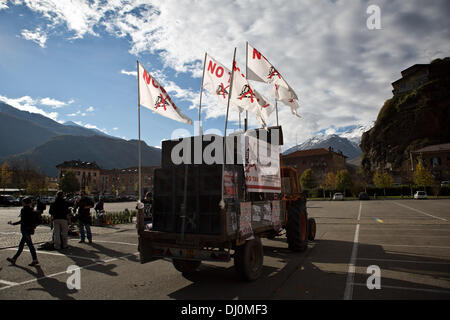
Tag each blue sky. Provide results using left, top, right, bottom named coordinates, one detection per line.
left=1, top=0, right=449, bottom=149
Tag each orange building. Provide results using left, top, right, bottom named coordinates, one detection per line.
left=282, top=147, right=347, bottom=184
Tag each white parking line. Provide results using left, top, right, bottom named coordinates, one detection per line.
left=0, top=279, right=19, bottom=286
left=0, top=252, right=139, bottom=291
left=393, top=202, right=448, bottom=221
left=5, top=248, right=99, bottom=262
left=352, top=282, right=450, bottom=295
left=344, top=201, right=362, bottom=300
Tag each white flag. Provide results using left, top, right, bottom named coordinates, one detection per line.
left=202, top=54, right=269, bottom=127
left=271, top=84, right=301, bottom=117
left=247, top=43, right=299, bottom=101
left=138, top=62, right=192, bottom=125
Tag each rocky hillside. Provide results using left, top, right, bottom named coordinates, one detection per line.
left=361, top=57, right=450, bottom=174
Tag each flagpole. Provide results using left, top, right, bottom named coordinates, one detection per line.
left=275, top=99, right=279, bottom=127
left=137, top=60, right=142, bottom=202
left=224, top=48, right=236, bottom=138
left=198, top=52, right=207, bottom=136
left=245, top=41, right=248, bottom=132
left=220, top=48, right=237, bottom=209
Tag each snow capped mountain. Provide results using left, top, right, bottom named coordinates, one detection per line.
left=283, top=122, right=374, bottom=160
left=339, top=121, right=374, bottom=144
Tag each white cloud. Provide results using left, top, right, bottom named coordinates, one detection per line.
left=0, top=0, right=8, bottom=10
left=7, top=0, right=450, bottom=146
left=21, top=28, right=47, bottom=48
left=113, top=127, right=118, bottom=131
left=120, top=69, right=137, bottom=77
left=74, top=121, right=108, bottom=134
left=40, top=97, right=72, bottom=108
left=67, top=110, right=81, bottom=117
left=86, top=106, right=94, bottom=112
left=0, top=95, right=59, bottom=121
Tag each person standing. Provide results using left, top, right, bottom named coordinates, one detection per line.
left=74, top=191, right=94, bottom=243
left=36, top=196, right=46, bottom=214
left=94, top=197, right=105, bottom=226
left=6, top=197, right=39, bottom=266
left=49, top=191, right=71, bottom=250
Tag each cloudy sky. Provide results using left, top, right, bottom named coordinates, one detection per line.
left=0, top=0, right=449, bottom=149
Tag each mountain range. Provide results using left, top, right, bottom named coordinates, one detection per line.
left=283, top=122, right=374, bottom=160
left=0, top=102, right=161, bottom=177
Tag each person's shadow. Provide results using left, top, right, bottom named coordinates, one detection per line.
left=13, top=264, right=77, bottom=300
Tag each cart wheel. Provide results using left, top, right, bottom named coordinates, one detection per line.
left=172, top=259, right=201, bottom=274
left=308, top=218, right=316, bottom=241
left=234, top=237, right=264, bottom=281
left=286, top=200, right=308, bottom=252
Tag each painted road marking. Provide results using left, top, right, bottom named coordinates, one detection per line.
left=0, top=252, right=139, bottom=291
left=5, top=248, right=99, bottom=262
left=344, top=201, right=362, bottom=300
left=0, top=280, right=19, bottom=286
left=393, top=202, right=448, bottom=221
left=352, top=282, right=450, bottom=295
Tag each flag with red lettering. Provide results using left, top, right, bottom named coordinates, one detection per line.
left=271, top=84, right=301, bottom=117
left=202, top=54, right=270, bottom=127
left=247, top=43, right=300, bottom=116
left=138, top=62, right=193, bottom=125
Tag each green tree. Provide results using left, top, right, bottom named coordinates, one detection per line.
left=300, top=168, right=317, bottom=190
left=324, top=172, right=336, bottom=189
left=414, top=162, right=435, bottom=189
left=335, top=170, right=353, bottom=194
left=0, top=162, right=12, bottom=189
left=59, top=171, right=80, bottom=194
left=373, top=171, right=394, bottom=196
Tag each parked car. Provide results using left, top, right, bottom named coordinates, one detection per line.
left=358, top=192, right=370, bottom=200
left=414, top=191, right=428, bottom=199
left=333, top=193, right=344, bottom=201
left=441, top=181, right=450, bottom=187
left=0, top=195, right=20, bottom=206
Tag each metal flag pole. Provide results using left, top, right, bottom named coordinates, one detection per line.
left=224, top=48, right=237, bottom=138
left=275, top=99, right=279, bottom=127
left=137, top=60, right=142, bottom=202
left=198, top=52, right=207, bottom=136
left=220, top=47, right=237, bottom=209
left=245, top=41, right=248, bottom=132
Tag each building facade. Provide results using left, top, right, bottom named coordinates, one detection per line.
left=282, top=147, right=347, bottom=184
left=56, top=160, right=158, bottom=195
left=56, top=160, right=101, bottom=193
left=391, top=64, right=430, bottom=95
left=101, top=166, right=157, bottom=196
left=411, top=143, right=450, bottom=182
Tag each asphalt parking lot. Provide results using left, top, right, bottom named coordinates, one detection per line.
left=0, top=199, right=449, bottom=300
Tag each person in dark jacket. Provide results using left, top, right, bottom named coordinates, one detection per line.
left=49, top=191, right=70, bottom=250
left=74, top=191, right=94, bottom=243
left=6, top=197, right=39, bottom=266
left=94, top=198, right=105, bottom=225
left=35, top=197, right=46, bottom=214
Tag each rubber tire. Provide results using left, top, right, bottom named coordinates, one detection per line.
left=234, top=237, right=264, bottom=281
left=286, top=201, right=308, bottom=252
left=308, top=218, right=316, bottom=241
left=172, top=259, right=201, bottom=274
